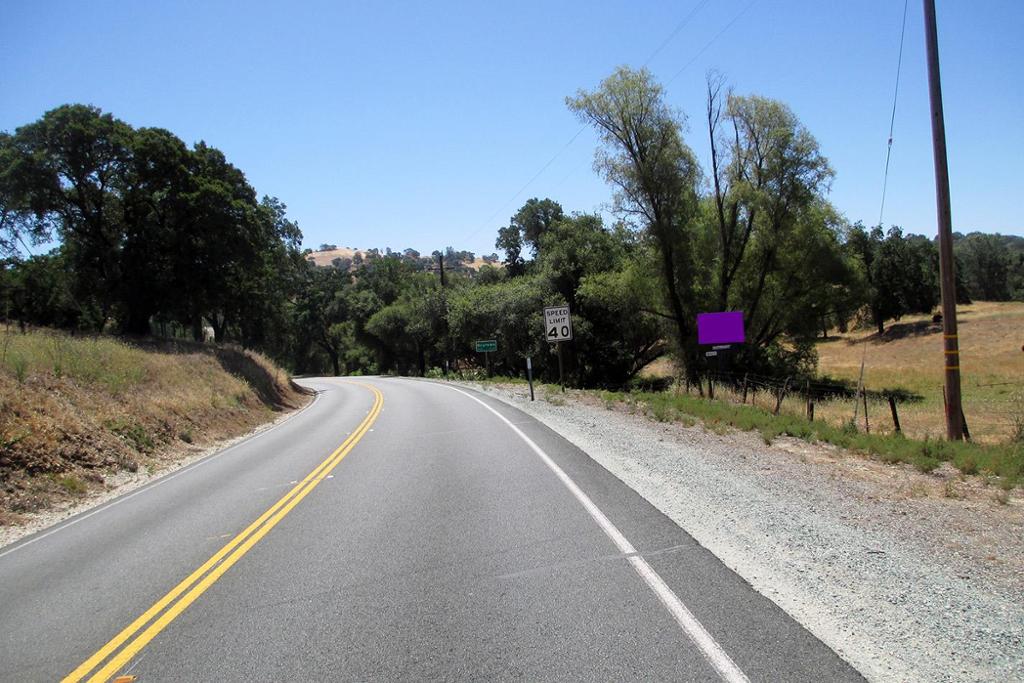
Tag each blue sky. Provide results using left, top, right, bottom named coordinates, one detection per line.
left=2, top=1, right=1021, bottom=257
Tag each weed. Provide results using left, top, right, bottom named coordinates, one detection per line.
left=1011, top=412, right=1024, bottom=445
left=179, top=429, right=194, bottom=444
left=48, top=335, right=66, bottom=378
left=106, top=419, right=155, bottom=452
left=55, top=475, right=87, bottom=495
left=590, top=382, right=1022, bottom=489
left=0, top=428, right=28, bottom=450
left=994, top=489, right=1010, bottom=505
left=908, top=482, right=930, bottom=498
left=649, top=401, right=675, bottom=422
left=954, top=454, right=979, bottom=476
left=943, top=480, right=964, bottom=499
left=10, top=354, right=27, bottom=383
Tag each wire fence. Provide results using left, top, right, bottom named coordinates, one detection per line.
left=674, top=369, right=1024, bottom=446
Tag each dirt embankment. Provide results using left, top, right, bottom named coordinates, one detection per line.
left=0, top=330, right=310, bottom=524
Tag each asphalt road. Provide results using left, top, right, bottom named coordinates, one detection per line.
left=0, top=378, right=864, bottom=681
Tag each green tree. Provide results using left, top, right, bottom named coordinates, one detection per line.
left=495, top=224, right=526, bottom=277
left=448, top=276, right=548, bottom=377
left=1, top=250, right=82, bottom=329
left=293, top=265, right=354, bottom=376
left=514, top=198, right=564, bottom=255
left=0, top=132, right=55, bottom=258
left=1, top=104, right=134, bottom=328
left=567, top=67, right=704, bottom=379
left=365, top=276, right=447, bottom=375
left=118, top=127, right=192, bottom=334
left=847, top=225, right=939, bottom=333
left=955, top=233, right=1012, bottom=300
left=704, top=81, right=851, bottom=373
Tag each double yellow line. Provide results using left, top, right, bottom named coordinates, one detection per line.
left=64, top=383, right=384, bottom=683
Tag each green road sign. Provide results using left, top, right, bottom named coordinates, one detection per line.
left=475, top=339, right=497, bottom=353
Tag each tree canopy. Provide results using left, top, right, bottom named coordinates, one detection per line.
left=4, top=78, right=1018, bottom=387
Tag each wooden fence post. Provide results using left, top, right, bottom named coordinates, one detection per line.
left=741, top=373, right=749, bottom=404
left=863, top=392, right=870, bottom=434
left=774, top=377, right=791, bottom=415
left=888, top=395, right=901, bottom=433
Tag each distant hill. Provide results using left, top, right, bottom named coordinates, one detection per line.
left=304, top=246, right=501, bottom=273
left=951, top=231, right=1024, bottom=253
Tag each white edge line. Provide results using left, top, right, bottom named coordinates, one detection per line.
left=441, top=383, right=750, bottom=683
left=0, top=388, right=324, bottom=560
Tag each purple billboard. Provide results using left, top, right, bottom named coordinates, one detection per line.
left=697, top=311, right=745, bottom=345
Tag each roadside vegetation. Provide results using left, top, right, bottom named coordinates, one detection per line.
left=459, top=374, right=1022, bottom=490
left=599, top=389, right=1021, bottom=490
left=0, top=328, right=307, bottom=523
left=2, top=70, right=1022, bottom=468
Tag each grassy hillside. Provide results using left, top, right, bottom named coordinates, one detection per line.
left=0, top=330, right=309, bottom=523
left=816, top=301, right=1024, bottom=443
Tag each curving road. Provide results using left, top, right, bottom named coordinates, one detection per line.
left=0, top=378, right=863, bottom=681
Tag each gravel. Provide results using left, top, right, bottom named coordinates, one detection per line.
left=457, top=381, right=1024, bottom=683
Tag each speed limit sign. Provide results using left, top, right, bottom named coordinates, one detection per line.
left=543, top=305, right=573, bottom=342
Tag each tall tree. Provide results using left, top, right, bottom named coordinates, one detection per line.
left=0, top=132, right=55, bottom=258
left=513, top=198, right=564, bottom=255
left=2, top=105, right=134, bottom=328
left=118, top=127, right=192, bottom=334
left=293, top=265, right=354, bottom=376
left=567, top=67, right=704, bottom=379
left=495, top=224, right=526, bottom=277
left=955, top=233, right=1012, bottom=300
left=847, top=225, right=940, bottom=333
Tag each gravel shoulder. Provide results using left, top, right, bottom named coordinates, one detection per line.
left=456, top=380, right=1024, bottom=683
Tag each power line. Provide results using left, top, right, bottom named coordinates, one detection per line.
left=461, top=125, right=587, bottom=245
left=462, top=0, right=736, bottom=248
left=642, top=0, right=714, bottom=67
left=878, top=0, right=910, bottom=227
left=666, top=0, right=759, bottom=86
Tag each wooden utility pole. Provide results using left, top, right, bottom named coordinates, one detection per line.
left=438, top=251, right=450, bottom=377
left=923, top=0, right=964, bottom=441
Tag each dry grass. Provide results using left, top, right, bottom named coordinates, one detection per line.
left=0, top=328, right=308, bottom=521
left=638, top=301, right=1024, bottom=445
left=815, top=301, right=1024, bottom=444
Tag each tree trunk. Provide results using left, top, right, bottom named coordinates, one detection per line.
left=328, top=349, right=340, bottom=377
left=123, top=307, right=152, bottom=337
left=210, top=314, right=226, bottom=344
left=654, top=226, right=697, bottom=382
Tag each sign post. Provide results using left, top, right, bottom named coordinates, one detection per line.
left=526, top=356, right=535, bottom=401
left=475, top=339, right=497, bottom=377
left=543, top=305, right=573, bottom=392
left=696, top=312, right=746, bottom=398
